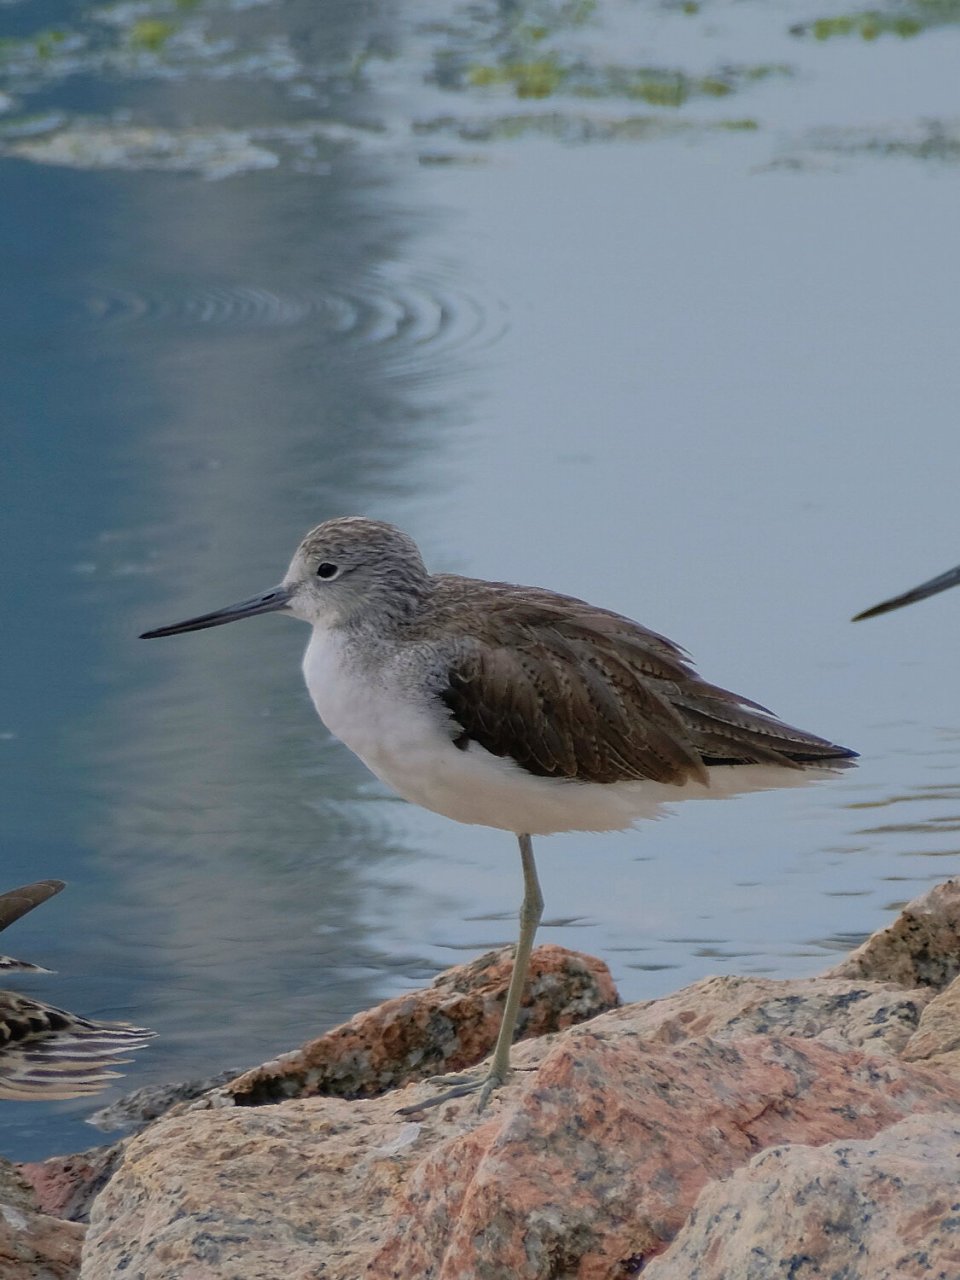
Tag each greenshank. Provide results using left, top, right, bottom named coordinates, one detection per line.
left=143, top=517, right=856, bottom=1108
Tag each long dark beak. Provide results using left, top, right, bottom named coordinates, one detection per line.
left=140, top=585, right=292, bottom=638
left=853, top=563, right=960, bottom=621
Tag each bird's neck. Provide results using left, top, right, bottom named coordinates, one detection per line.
left=334, top=579, right=431, bottom=640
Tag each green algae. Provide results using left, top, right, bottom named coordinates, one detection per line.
left=792, top=1, right=960, bottom=41
left=128, top=19, right=175, bottom=52
left=464, top=60, right=787, bottom=106
left=34, top=30, right=68, bottom=60
left=467, top=57, right=566, bottom=98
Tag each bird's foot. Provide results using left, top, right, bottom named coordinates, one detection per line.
left=396, top=1066, right=507, bottom=1115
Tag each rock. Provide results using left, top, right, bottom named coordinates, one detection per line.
left=223, top=944, right=618, bottom=1105
left=88, top=1070, right=240, bottom=1135
left=0, top=1157, right=84, bottom=1279
left=82, top=1094, right=398, bottom=1280
left=374, top=1030, right=960, bottom=1280
left=17, top=1144, right=123, bottom=1223
left=643, top=1112, right=960, bottom=1279
left=607, top=971, right=929, bottom=1057
left=53, top=885, right=960, bottom=1278
left=80, top=1011, right=960, bottom=1280
left=901, top=973, right=960, bottom=1078
left=827, top=878, right=960, bottom=989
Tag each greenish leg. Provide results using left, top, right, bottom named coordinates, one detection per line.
left=476, top=832, right=543, bottom=1108
left=397, top=833, right=544, bottom=1115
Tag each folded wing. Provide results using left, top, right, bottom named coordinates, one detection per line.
left=434, top=580, right=856, bottom=784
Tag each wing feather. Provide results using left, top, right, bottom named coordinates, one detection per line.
left=428, top=576, right=855, bottom=784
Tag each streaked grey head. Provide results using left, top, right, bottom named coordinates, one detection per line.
left=141, top=517, right=430, bottom=639
left=284, top=517, right=430, bottom=627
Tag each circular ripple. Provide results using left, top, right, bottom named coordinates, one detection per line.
left=84, top=284, right=325, bottom=330
left=80, top=271, right=509, bottom=370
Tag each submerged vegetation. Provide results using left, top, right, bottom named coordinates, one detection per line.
left=463, top=58, right=789, bottom=106
left=0, top=0, right=956, bottom=175
left=127, top=19, right=176, bottom=53
left=792, top=0, right=960, bottom=39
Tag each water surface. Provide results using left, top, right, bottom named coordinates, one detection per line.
left=3, top=0, right=960, bottom=1160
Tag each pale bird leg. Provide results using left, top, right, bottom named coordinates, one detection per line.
left=398, top=832, right=544, bottom=1114
left=478, top=832, right=543, bottom=1107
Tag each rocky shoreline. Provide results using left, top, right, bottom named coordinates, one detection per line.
left=7, top=880, right=960, bottom=1278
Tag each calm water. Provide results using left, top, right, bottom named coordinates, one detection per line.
left=4, top=0, right=960, bottom=1161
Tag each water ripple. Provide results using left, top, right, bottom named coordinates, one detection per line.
left=79, top=271, right=509, bottom=370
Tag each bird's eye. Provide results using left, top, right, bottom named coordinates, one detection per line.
left=316, top=562, right=340, bottom=580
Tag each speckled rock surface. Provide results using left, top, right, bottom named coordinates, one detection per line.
left=80, top=1016, right=960, bottom=1280
left=88, top=1070, right=239, bottom=1135
left=82, top=1095, right=411, bottom=1280
left=602, top=971, right=930, bottom=1057
left=0, top=1158, right=84, bottom=1280
left=17, top=1144, right=123, bottom=1224
left=827, top=878, right=960, bottom=989
left=643, top=1112, right=960, bottom=1280
left=902, top=973, right=960, bottom=1076
left=38, top=881, right=960, bottom=1280
left=373, top=1031, right=960, bottom=1280
left=223, top=943, right=618, bottom=1105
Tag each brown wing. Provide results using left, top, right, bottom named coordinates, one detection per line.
left=431, top=578, right=856, bottom=785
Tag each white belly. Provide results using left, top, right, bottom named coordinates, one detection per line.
left=302, top=629, right=837, bottom=836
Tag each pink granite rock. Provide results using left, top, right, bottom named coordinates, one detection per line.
left=224, top=943, right=618, bottom=1104
left=80, top=1013, right=960, bottom=1280
left=0, top=1158, right=84, bottom=1279
left=373, top=1029, right=960, bottom=1279
left=17, top=1144, right=122, bottom=1223
left=643, top=1111, right=960, bottom=1279
left=64, top=884, right=960, bottom=1278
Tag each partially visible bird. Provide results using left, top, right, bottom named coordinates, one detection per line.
left=0, top=879, right=63, bottom=973
left=854, top=562, right=960, bottom=621
left=0, top=880, right=154, bottom=1101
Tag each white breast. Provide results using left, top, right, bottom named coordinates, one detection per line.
left=302, top=626, right=460, bottom=810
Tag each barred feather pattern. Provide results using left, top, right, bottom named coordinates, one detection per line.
left=0, top=993, right=155, bottom=1100
left=0, top=881, right=154, bottom=1101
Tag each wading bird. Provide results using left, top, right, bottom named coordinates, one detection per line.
left=143, top=518, right=856, bottom=1108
